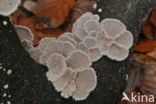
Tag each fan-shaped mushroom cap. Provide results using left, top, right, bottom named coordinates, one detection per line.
left=29, top=47, right=42, bottom=61
left=97, top=32, right=114, bottom=47
left=115, top=31, right=133, bottom=49
left=72, top=68, right=97, bottom=101
left=61, top=80, right=76, bottom=99
left=58, top=35, right=77, bottom=46
left=39, top=37, right=56, bottom=50
left=23, top=0, right=36, bottom=12
left=0, top=0, right=20, bottom=16
left=100, top=19, right=126, bottom=39
left=21, top=39, right=33, bottom=52
left=74, top=27, right=87, bottom=40
left=40, top=40, right=74, bottom=64
left=88, top=48, right=102, bottom=62
left=83, top=37, right=96, bottom=48
left=53, top=69, right=77, bottom=92
left=66, top=50, right=91, bottom=71
left=46, top=53, right=67, bottom=82
left=106, top=44, right=129, bottom=61
left=15, top=25, right=34, bottom=42
left=84, top=20, right=100, bottom=33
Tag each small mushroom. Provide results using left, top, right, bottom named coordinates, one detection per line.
left=72, top=68, right=97, bottom=101
left=115, top=31, right=133, bottom=49
left=100, top=19, right=126, bottom=39
left=39, top=40, right=74, bottom=64
left=106, top=44, right=129, bottom=61
left=46, top=53, right=67, bottom=82
left=84, top=20, right=100, bottom=33
left=39, top=37, right=56, bottom=51
left=15, top=25, right=34, bottom=42
left=21, top=39, right=33, bottom=52
left=53, top=69, right=77, bottom=92
left=58, top=35, right=77, bottom=46
left=29, top=47, right=42, bottom=61
left=66, top=50, right=91, bottom=71
left=0, top=0, right=21, bottom=16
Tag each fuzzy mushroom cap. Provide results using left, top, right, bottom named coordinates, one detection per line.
left=66, top=50, right=92, bottom=71
left=15, top=25, right=34, bottom=42
left=72, top=12, right=100, bottom=40
left=46, top=53, right=67, bottom=82
left=29, top=47, right=42, bottom=61
left=53, top=69, right=77, bottom=92
left=115, top=31, right=133, bottom=49
left=21, top=39, right=33, bottom=52
left=72, top=68, right=97, bottom=101
left=0, top=0, right=21, bottom=16
left=106, top=44, right=129, bottom=61
left=39, top=40, right=74, bottom=65
left=100, top=19, right=126, bottom=39
left=39, top=37, right=56, bottom=51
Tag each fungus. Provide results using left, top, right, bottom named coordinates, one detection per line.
left=29, top=47, right=42, bottom=61
left=100, top=19, right=126, bottom=39
left=72, top=68, right=97, bottom=101
left=21, top=39, right=33, bottom=52
left=15, top=25, right=34, bottom=42
left=39, top=37, right=56, bottom=51
left=39, top=40, right=74, bottom=65
left=58, top=35, right=77, bottom=46
left=46, top=53, right=67, bottom=82
left=106, top=44, right=129, bottom=61
left=96, top=18, right=133, bottom=61
left=53, top=69, right=77, bottom=92
left=0, top=0, right=21, bottom=16
left=72, top=13, right=100, bottom=40
left=66, top=50, right=91, bottom=71
left=77, top=36, right=102, bottom=62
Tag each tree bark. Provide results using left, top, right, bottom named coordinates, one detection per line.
left=0, top=0, right=156, bottom=104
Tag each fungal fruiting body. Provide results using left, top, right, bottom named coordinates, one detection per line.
left=15, top=12, right=133, bottom=101
left=0, top=0, right=21, bottom=16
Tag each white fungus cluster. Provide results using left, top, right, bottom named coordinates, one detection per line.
left=0, top=0, right=21, bottom=16
left=25, top=38, right=97, bottom=101
left=14, top=12, right=133, bottom=101
left=67, top=12, right=133, bottom=61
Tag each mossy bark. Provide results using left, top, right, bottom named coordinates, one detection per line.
left=0, top=0, right=156, bottom=104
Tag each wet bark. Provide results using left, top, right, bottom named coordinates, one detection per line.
left=0, top=0, right=156, bottom=104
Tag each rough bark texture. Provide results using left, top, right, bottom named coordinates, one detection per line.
left=0, top=0, right=156, bottom=104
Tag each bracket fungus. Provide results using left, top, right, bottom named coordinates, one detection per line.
left=12, top=12, right=133, bottom=101
left=0, top=0, right=21, bottom=16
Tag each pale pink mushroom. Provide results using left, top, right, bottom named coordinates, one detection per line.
left=100, top=19, right=126, bottom=39
left=29, top=47, right=42, bottom=61
left=115, top=31, right=133, bottom=49
left=46, top=53, right=67, bottom=82
left=53, top=69, right=77, bottom=92
left=106, top=44, right=129, bottom=61
left=21, top=39, right=33, bottom=52
left=84, top=20, right=100, bottom=33
left=72, top=68, right=97, bottom=101
left=66, top=50, right=91, bottom=71
left=78, top=37, right=102, bottom=62
left=0, top=0, right=20, bottom=16
left=39, top=40, right=74, bottom=64
left=15, top=25, right=34, bottom=42
left=58, top=35, right=77, bottom=46
left=39, top=37, right=56, bottom=50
